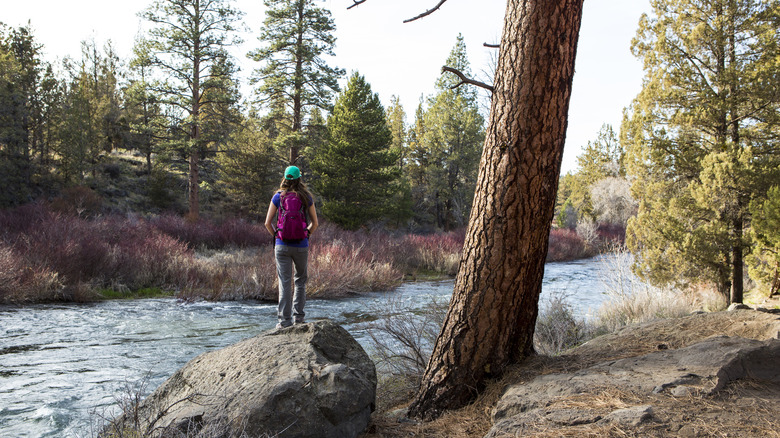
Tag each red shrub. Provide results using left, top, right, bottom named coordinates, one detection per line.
left=597, top=223, right=626, bottom=245
left=547, top=228, right=587, bottom=262
left=214, top=218, right=270, bottom=248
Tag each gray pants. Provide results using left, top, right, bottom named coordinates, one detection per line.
left=275, top=245, right=308, bottom=327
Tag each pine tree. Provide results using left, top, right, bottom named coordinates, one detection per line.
left=556, top=124, right=628, bottom=225
left=385, top=95, right=413, bottom=226
left=57, top=40, right=123, bottom=183
left=416, top=35, right=485, bottom=230
left=125, top=37, right=166, bottom=175
left=409, top=0, right=585, bottom=418
left=748, top=186, right=780, bottom=296
left=216, top=115, right=280, bottom=216
left=310, top=72, right=399, bottom=230
left=0, top=26, right=27, bottom=206
left=625, top=0, right=780, bottom=302
left=139, top=0, right=243, bottom=218
left=249, top=0, right=344, bottom=165
left=0, top=24, right=51, bottom=206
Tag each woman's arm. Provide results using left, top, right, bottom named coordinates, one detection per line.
left=264, top=202, right=278, bottom=237
left=307, top=203, right=319, bottom=235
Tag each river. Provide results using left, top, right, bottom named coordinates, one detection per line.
left=0, top=256, right=612, bottom=437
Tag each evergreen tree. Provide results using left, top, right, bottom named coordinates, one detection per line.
left=556, top=124, right=628, bottom=224
left=748, top=186, right=780, bottom=296
left=200, top=56, right=243, bottom=154
left=298, top=107, right=327, bottom=187
left=0, top=24, right=51, bottom=206
left=409, top=0, right=584, bottom=419
left=406, top=98, right=434, bottom=226
left=310, top=72, right=399, bottom=230
left=249, top=0, right=344, bottom=165
left=415, top=35, right=485, bottom=230
left=577, top=124, right=623, bottom=184
left=385, top=95, right=413, bottom=226
left=125, top=37, right=166, bottom=175
left=0, top=27, right=26, bottom=206
left=625, top=0, right=780, bottom=302
left=139, top=0, right=243, bottom=218
left=216, top=114, right=280, bottom=216
left=58, top=40, right=122, bottom=183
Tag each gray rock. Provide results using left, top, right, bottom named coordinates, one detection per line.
left=728, top=303, right=751, bottom=311
left=545, top=408, right=602, bottom=426
left=603, top=405, right=653, bottom=427
left=670, top=385, right=692, bottom=397
left=487, top=336, right=780, bottom=437
left=114, top=320, right=376, bottom=438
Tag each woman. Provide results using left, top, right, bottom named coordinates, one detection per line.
left=264, top=166, right=319, bottom=329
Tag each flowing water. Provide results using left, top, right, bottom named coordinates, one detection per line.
left=0, top=256, right=612, bottom=437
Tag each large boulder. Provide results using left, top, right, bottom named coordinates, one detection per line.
left=487, top=336, right=780, bottom=437
left=115, top=320, right=376, bottom=438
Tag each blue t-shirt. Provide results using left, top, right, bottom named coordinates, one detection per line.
left=272, top=192, right=313, bottom=247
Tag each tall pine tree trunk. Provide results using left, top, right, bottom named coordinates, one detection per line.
left=189, top=12, right=201, bottom=220
left=408, top=0, right=584, bottom=419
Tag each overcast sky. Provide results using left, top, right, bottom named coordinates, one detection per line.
left=3, top=0, right=651, bottom=173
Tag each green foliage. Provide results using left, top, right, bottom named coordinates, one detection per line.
left=577, top=124, right=624, bottom=184
left=147, top=167, right=179, bottom=211
left=310, top=72, right=400, bottom=230
left=58, top=40, right=123, bottom=184
left=747, top=186, right=780, bottom=295
left=406, top=35, right=485, bottom=230
left=385, top=96, right=413, bottom=226
left=0, top=24, right=52, bottom=206
left=249, top=0, right=344, bottom=163
left=625, top=0, right=780, bottom=299
left=139, top=0, right=244, bottom=216
left=556, top=124, right=627, bottom=225
left=555, top=198, right=577, bottom=230
left=556, top=171, right=591, bottom=223
left=216, top=116, right=282, bottom=216
left=124, top=38, right=168, bottom=175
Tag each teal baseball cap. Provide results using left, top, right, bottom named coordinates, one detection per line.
left=284, top=166, right=301, bottom=180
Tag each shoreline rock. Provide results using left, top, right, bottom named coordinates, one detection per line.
left=109, top=320, right=376, bottom=438
left=485, top=309, right=780, bottom=438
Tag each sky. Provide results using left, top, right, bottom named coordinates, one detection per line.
left=2, top=0, right=650, bottom=174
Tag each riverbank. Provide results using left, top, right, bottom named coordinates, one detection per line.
left=360, top=306, right=780, bottom=437
left=0, top=205, right=620, bottom=304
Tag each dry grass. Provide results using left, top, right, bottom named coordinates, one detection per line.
left=594, top=250, right=727, bottom=332
left=361, top=309, right=780, bottom=438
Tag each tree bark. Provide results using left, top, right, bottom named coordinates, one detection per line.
left=189, top=1, right=201, bottom=219
left=408, top=0, right=584, bottom=420
left=290, top=0, right=305, bottom=165
left=731, top=216, right=744, bottom=304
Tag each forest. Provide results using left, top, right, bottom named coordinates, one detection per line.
left=1, top=0, right=779, bottom=308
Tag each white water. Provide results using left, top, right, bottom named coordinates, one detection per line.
left=0, top=256, right=611, bottom=437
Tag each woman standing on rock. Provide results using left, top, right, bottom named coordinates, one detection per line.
left=265, top=166, right=319, bottom=329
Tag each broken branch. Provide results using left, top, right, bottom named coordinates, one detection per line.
left=347, top=0, right=367, bottom=10
left=441, top=66, right=494, bottom=93
left=348, top=0, right=451, bottom=23
left=403, top=0, right=450, bottom=23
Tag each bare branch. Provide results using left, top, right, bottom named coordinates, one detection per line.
left=347, top=0, right=451, bottom=24
left=403, top=0, right=450, bottom=23
left=441, top=66, right=494, bottom=93
left=347, top=0, right=367, bottom=10
left=483, top=43, right=500, bottom=49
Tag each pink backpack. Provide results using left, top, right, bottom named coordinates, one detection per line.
left=277, top=192, right=308, bottom=242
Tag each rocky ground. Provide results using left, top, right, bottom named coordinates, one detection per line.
left=361, top=298, right=780, bottom=438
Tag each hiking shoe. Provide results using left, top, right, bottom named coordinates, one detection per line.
left=294, top=318, right=305, bottom=325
